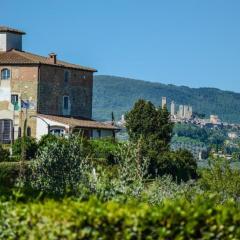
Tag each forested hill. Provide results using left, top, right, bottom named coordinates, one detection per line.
left=93, top=75, right=240, bottom=123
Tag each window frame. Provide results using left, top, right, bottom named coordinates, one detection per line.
left=0, top=119, right=13, bottom=144
left=64, top=70, right=70, bottom=83
left=63, top=96, right=69, bottom=110
left=1, top=68, right=11, bottom=80
left=11, top=94, right=19, bottom=105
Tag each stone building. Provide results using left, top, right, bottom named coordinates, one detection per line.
left=170, top=101, right=175, bottom=117
left=161, top=97, right=167, bottom=109
left=0, top=26, right=118, bottom=143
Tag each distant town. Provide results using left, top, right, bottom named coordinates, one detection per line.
left=115, top=96, right=240, bottom=163
left=117, top=96, right=239, bottom=128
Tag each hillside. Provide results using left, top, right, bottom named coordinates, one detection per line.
left=93, top=75, right=240, bottom=123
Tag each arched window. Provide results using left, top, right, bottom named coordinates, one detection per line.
left=27, top=127, right=31, bottom=137
left=1, top=68, right=11, bottom=80
left=18, top=127, right=22, bottom=138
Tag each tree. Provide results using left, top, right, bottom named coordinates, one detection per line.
left=126, top=99, right=158, bottom=141
left=125, top=99, right=174, bottom=176
left=126, top=100, right=173, bottom=145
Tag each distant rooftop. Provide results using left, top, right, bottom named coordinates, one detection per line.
left=0, top=26, right=26, bottom=35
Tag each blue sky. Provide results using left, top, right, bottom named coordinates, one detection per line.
left=1, top=0, right=240, bottom=92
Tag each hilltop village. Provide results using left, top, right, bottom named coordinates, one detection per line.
left=116, top=97, right=240, bottom=161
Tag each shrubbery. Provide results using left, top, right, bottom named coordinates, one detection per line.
left=30, top=135, right=92, bottom=196
left=0, top=98, right=239, bottom=238
left=0, top=145, right=10, bottom=162
left=89, top=138, right=119, bottom=164
left=199, top=159, right=240, bottom=201
left=0, top=161, right=30, bottom=190
left=158, top=149, right=197, bottom=182
left=12, top=137, right=38, bottom=160
left=37, top=134, right=58, bottom=151
left=1, top=196, right=240, bottom=239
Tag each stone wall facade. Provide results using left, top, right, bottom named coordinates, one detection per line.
left=38, top=65, right=93, bottom=119
left=0, top=64, right=93, bottom=140
left=0, top=66, right=38, bottom=140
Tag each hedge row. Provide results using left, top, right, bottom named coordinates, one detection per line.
left=0, top=196, right=240, bottom=239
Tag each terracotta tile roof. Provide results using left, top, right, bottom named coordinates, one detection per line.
left=0, top=49, right=97, bottom=72
left=38, top=114, right=120, bottom=131
left=0, top=26, right=26, bottom=35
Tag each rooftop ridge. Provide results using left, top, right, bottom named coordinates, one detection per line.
left=0, top=49, right=97, bottom=72
left=0, top=26, right=26, bottom=35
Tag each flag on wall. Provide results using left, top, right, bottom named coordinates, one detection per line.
left=21, top=100, right=30, bottom=109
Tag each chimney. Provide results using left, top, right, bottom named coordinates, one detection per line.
left=49, top=53, right=57, bottom=64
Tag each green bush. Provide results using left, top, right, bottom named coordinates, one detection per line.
left=37, top=134, right=58, bottom=151
left=0, top=145, right=10, bottom=162
left=88, top=141, right=149, bottom=201
left=199, top=158, right=240, bottom=201
left=157, top=149, right=198, bottom=182
left=0, top=196, right=240, bottom=239
left=30, top=135, right=92, bottom=196
left=144, top=175, right=200, bottom=205
left=12, top=137, right=38, bottom=160
left=0, top=161, right=30, bottom=192
left=89, top=138, right=119, bottom=164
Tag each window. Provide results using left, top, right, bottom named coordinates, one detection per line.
left=0, top=119, right=13, bottom=144
left=64, top=70, right=70, bottom=83
left=27, top=127, right=31, bottom=137
left=18, top=127, right=21, bottom=138
left=1, top=68, right=10, bottom=80
left=50, top=127, right=65, bottom=137
left=63, top=96, right=69, bottom=110
left=97, top=129, right=101, bottom=138
left=62, top=95, right=71, bottom=115
left=82, top=75, right=86, bottom=79
left=11, top=94, right=19, bottom=105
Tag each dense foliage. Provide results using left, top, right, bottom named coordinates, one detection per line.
left=1, top=196, right=240, bottom=239
left=0, top=93, right=240, bottom=238
left=30, top=136, right=92, bottom=196
left=0, top=145, right=10, bottom=162
left=93, top=75, right=240, bottom=122
left=200, top=159, right=240, bottom=201
left=125, top=99, right=197, bottom=180
left=89, top=138, right=119, bottom=164
left=172, top=123, right=240, bottom=158
left=0, top=161, right=30, bottom=193
left=12, top=137, right=38, bottom=160
left=126, top=100, right=173, bottom=146
left=0, top=133, right=240, bottom=238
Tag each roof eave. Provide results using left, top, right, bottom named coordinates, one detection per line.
left=40, top=63, right=97, bottom=72
left=72, top=125, right=121, bottom=131
left=0, top=30, right=26, bottom=35
left=0, top=62, right=97, bottom=72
